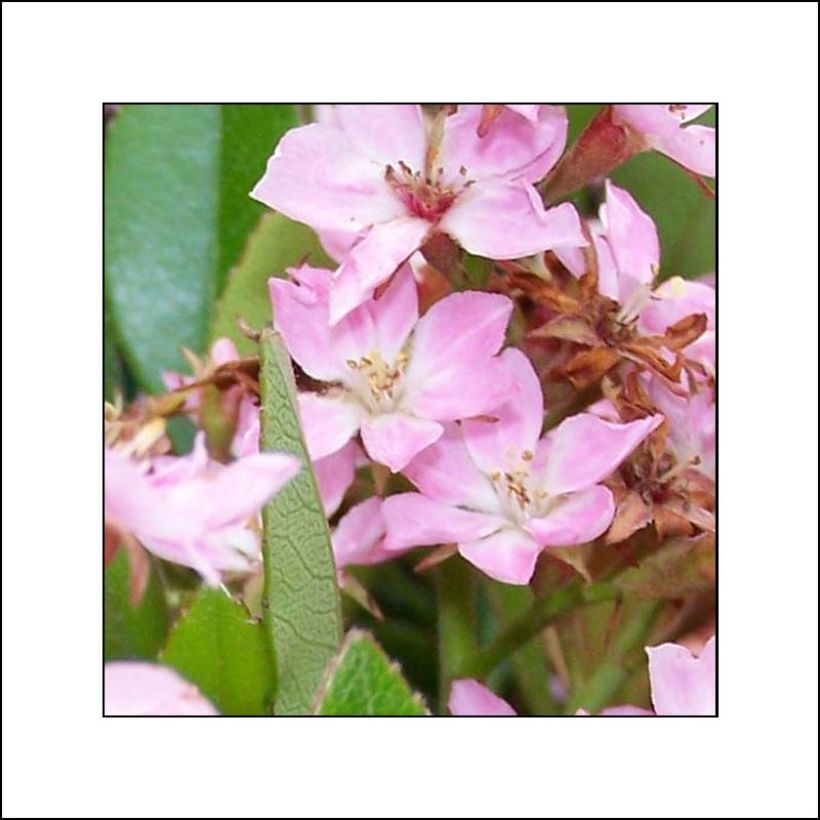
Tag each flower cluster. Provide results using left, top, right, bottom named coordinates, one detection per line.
left=104, top=104, right=716, bottom=716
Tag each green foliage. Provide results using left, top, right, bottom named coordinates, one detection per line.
left=210, top=213, right=333, bottom=354
left=161, top=586, right=275, bottom=716
left=105, top=104, right=297, bottom=392
left=104, top=550, right=169, bottom=661
left=314, top=630, right=429, bottom=715
left=259, top=330, right=342, bottom=715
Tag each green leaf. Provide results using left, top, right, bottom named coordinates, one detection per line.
left=210, top=213, right=333, bottom=355
left=103, top=300, right=124, bottom=402
left=161, top=586, right=275, bottom=716
left=259, top=330, right=342, bottom=715
left=314, top=630, right=429, bottom=716
left=105, top=104, right=297, bottom=392
left=104, top=550, right=169, bottom=661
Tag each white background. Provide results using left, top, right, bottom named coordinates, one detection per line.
left=3, top=2, right=818, bottom=817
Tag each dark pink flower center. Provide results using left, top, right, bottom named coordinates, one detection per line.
left=385, top=161, right=470, bottom=223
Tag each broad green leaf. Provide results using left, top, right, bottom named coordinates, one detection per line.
left=161, top=586, right=275, bottom=716
left=564, top=104, right=716, bottom=279
left=105, top=104, right=297, bottom=392
left=314, top=630, right=429, bottom=716
left=259, top=330, right=342, bottom=715
left=104, top=550, right=169, bottom=661
left=103, top=301, right=124, bottom=402
left=210, top=213, right=333, bottom=354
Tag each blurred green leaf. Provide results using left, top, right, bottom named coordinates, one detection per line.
left=259, top=330, right=342, bottom=715
left=103, top=301, right=124, bottom=402
left=105, top=104, right=297, bottom=392
left=314, top=630, right=429, bottom=715
left=104, top=550, right=169, bottom=661
left=210, top=213, right=333, bottom=354
left=161, top=586, right=275, bottom=716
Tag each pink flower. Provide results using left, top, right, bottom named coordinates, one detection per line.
left=556, top=180, right=660, bottom=313
left=270, top=263, right=516, bottom=473
left=613, top=104, right=715, bottom=177
left=448, top=679, right=516, bottom=716
left=253, top=104, right=584, bottom=322
left=382, top=349, right=663, bottom=584
left=647, top=635, right=716, bottom=715
left=104, top=433, right=300, bottom=583
left=232, top=395, right=362, bottom=517
left=104, top=662, right=218, bottom=716
left=578, top=636, right=716, bottom=716
left=161, top=337, right=241, bottom=413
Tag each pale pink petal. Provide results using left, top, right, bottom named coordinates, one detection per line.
left=313, top=440, right=360, bottom=517
left=506, top=104, right=541, bottom=123
left=210, top=337, right=239, bottom=366
left=656, top=125, right=715, bottom=177
left=251, top=123, right=404, bottom=231
left=647, top=636, right=716, bottom=715
left=441, top=184, right=585, bottom=259
left=402, top=425, right=500, bottom=514
left=334, top=104, right=427, bottom=170
left=553, top=243, right=587, bottom=278
left=382, top=493, right=503, bottom=552
left=105, top=662, right=219, bottom=716
left=360, top=413, right=443, bottom=472
left=332, top=496, right=395, bottom=568
left=329, top=216, right=430, bottom=324
left=408, top=290, right=512, bottom=368
left=541, top=413, right=664, bottom=495
left=440, top=104, right=567, bottom=184
left=593, top=234, right=620, bottom=301
left=458, top=528, right=543, bottom=584
left=603, top=181, right=660, bottom=287
left=639, top=277, right=716, bottom=334
left=462, top=348, right=545, bottom=473
left=403, top=354, right=514, bottom=423
left=369, top=264, right=419, bottom=361
left=194, top=453, right=301, bottom=529
left=524, top=485, right=615, bottom=547
left=232, top=397, right=260, bottom=458
left=448, top=679, right=517, bottom=716
left=298, top=392, right=364, bottom=460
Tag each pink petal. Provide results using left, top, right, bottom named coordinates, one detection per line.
left=440, top=104, right=567, bottom=184
left=540, top=413, right=664, bottom=495
left=506, top=104, right=541, bottom=123
left=382, top=493, right=503, bottom=552
left=270, top=268, right=371, bottom=381
left=104, top=662, right=218, bottom=716
left=462, top=348, right=545, bottom=473
left=402, top=425, right=500, bottom=514
left=210, top=337, right=239, bottom=366
left=639, top=277, right=716, bottom=334
left=332, top=496, right=393, bottom=568
left=298, top=392, right=363, bottom=460
left=646, top=636, right=716, bottom=715
left=313, top=440, right=360, bottom=517
left=360, top=413, right=443, bottom=472
left=458, top=527, right=543, bottom=584
left=334, top=104, right=427, bottom=171
left=195, top=452, right=301, bottom=529
left=524, top=485, right=615, bottom=547
left=251, top=123, right=404, bottom=232
left=602, top=181, right=660, bottom=288
left=369, top=264, right=419, bottom=361
left=441, top=184, right=585, bottom=259
left=448, top=679, right=517, bottom=716
left=657, top=124, right=715, bottom=177
left=329, top=217, right=430, bottom=324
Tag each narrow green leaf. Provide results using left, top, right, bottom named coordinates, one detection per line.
left=314, top=630, right=429, bottom=716
left=161, top=586, right=275, bottom=716
left=210, top=213, right=333, bottom=355
left=104, top=550, right=169, bottom=661
left=105, top=104, right=298, bottom=391
left=259, top=330, right=342, bottom=715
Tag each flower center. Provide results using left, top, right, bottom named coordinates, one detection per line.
left=385, top=161, right=470, bottom=223
left=346, top=349, right=410, bottom=413
left=489, top=450, right=557, bottom=525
